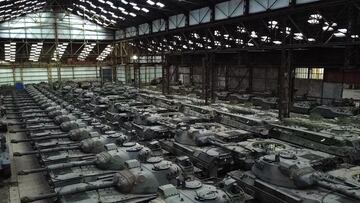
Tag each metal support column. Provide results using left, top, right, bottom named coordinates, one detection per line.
left=209, top=54, right=216, bottom=103
left=133, top=62, right=140, bottom=88
left=245, top=52, right=253, bottom=92
left=166, top=64, right=170, bottom=94
left=202, top=56, right=209, bottom=104
left=189, top=64, right=194, bottom=86
left=52, top=11, right=61, bottom=82
left=112, top=42, right=118, bottom=82
left=161, top=56, right=170, bottom=95
left=224, top=65, right=229, bottom=91
left=162, top=63, right=166, bottom=94
left=174, top=65, right=179, bottom=83
left=278, top=49, right=292, bottom=119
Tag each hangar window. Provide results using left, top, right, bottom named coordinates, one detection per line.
left=295, top=68, right=309, bottom=79
left=295, top=68, right=324, bottom=80
left=310, top=68, right=324, bottom=80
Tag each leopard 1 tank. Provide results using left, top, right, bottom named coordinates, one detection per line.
left=270, top=124, right=360, bottom=163
left=0, top=133, right=10, bottom=178
left=20, top=157, right=197, bottom=203
left=17, top=142, right=156, bottom=178
left=228, top=149, right=358, bottom=203
left=150, top=177, right=247, bottom=203
left=161, top=121, right=291, bottom=177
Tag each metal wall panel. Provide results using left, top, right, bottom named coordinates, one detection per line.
left=139, top=66, right=157, bottom=84
left=169, top=14, right=186, bottom=30
left=73, top=66, right=97, bottom=80
left=0, top=66, right=101, bottom=85
left=117, top=65, right=126, bottom=82
left=14, top=68, right=22, bottom=82
left=60, top=67, right=74, bottom=80
left=325, top=69, right=360, bottom=84
left=155, top=65, right=162, bottom=79
left=296, top=0, right=319, bottom=4
left=0, top=68, right=14, bottom=85
left=125, top=26, right=137, bottom=37
left=215, top=0, right=244, bottom=20
left=139, top=23, right=150, bottom=35
left=0, top=12, right=113, bottom=40
left=100, top=66, right=113, bottom=81
left=249, top=0, right=289, bottom=13
left=22, top=67, right=48, bottom=84
left=140, top=66, right=146, bottom=83
left=129, top=66, right=134, bottom=80
left=189, top=7, right=211, bottom=26
left=152, top=19, right=166, bottom=33
left=137, top=56, right=162, bottom=64
left=115, top=30, right=125, bottom=40
left=50, top=67, right=59, bottom=81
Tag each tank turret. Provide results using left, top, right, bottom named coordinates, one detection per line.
left=18, top=142, right=154, bottom=174
left=20, top=158, right=193, bottom=203
left=9, top=114, right=78, bottom=128
left=11, top=127, right=95, bottom=144
left=60, top=120, right=86, bottom=132
left=229, top=149, right=358, bottom=203
left=150, top=177, right=246, bottom=203
left=48, top=109, right=69, bottom=119
left=174, top=123, right=227, bottom=146
left=13, top=131, right=127, bottom=156
left=53, top=114, right=77, bottom=125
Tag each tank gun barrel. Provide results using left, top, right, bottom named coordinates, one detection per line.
left=13, top=145, right=80, bottom=156
left=9, top=126, right=59, bottom=133
left=29, top=131, right=67, bottom=138
left=18, top=160, right=96, bottom=175
left=314, top=175, right=360, bottom=201
left=8, top=120, right=53, bottom=126
left=5, top=106, right=40, bottom=111
left=5, top=110, right=45, bottom=115
left=11, top=134, right=70, bottom=143
left=3, top=100, right=33, bottom=104
left=157, top=120, right=177, bottom=129
left=207, top=138, right=249, bottom=154
left=207, top=138, right=224, bottom=146
left=20, top=181, right=114, bottom=203
left=5, top=105, right=39, bottom=109
left=6, top=100, right=34, bottom=103
left=206, top=138, right=231, bottom=148
left=6, top=114, right=48, bottom=119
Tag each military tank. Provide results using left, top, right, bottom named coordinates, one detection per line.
left=20, top=157, right=197, bottom=203
left=150, top=177, right=247, bottom=203
left=228, top=149, right=358, bottom=203
left=310, top=105, right=358, bottom=119
left=0, top=133, right=10, bottom=178
left=12, top=129, right=126, bottom=155
left=270, top=124, right=360, bottom=163
left=130, top=111, right=204, bottom=141
left=17, top=142, right=163, bottom=187
left=161, top=120, right=291, bottom=177
left=179, top=103, right=214, bottom=120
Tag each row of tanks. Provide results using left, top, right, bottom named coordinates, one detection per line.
left=146, top=85, right=360, bottom=119
left=0, top=94, right=10, bottom=179
left=5, top=84, right=245, bottom=203
left=3, top=81, right=360, bottom=203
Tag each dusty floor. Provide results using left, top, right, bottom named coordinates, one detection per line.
left=0, top=180, right=10, bottom=203
left=3, top=122, right=50, bottom=203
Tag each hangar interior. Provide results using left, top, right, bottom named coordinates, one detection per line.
left=0, top=1, right=360, bottom=203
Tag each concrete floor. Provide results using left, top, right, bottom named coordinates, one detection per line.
left=0, top=181, right=10, bottom=203
left=3, top=122, right=50, bottom=203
